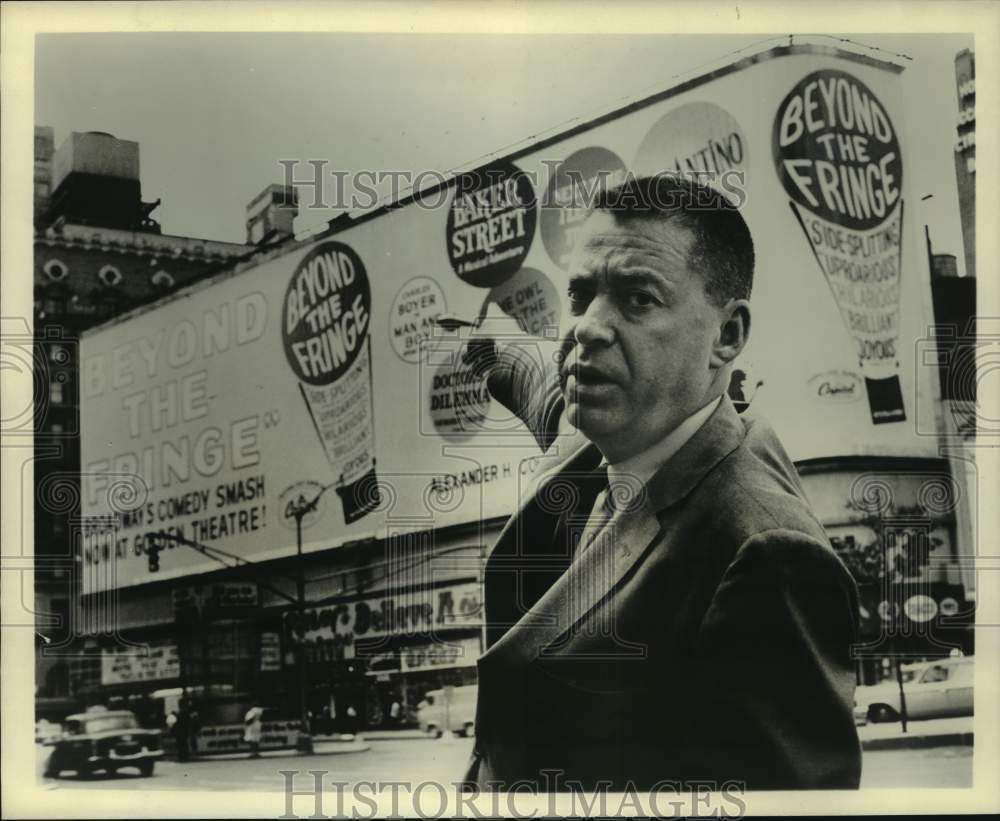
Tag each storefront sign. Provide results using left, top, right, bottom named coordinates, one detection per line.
left=861, top=584, right=969, bottom=642
left=903, top=594, right=938, bottom=623
left=286, top=582, right=482, bottom=663
left=101, top=641, right=180, bottom=685
left=259, top=632, right=282, bottom=671
left=173, top=582, right=259, bottom=617
left=400, top=635, right=481, bottom=673
left=939, top=597, right=960, bottom=617
left=194, top=720, right=301, bottom=754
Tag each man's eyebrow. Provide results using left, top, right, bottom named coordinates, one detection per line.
left=606, top=268, right=673, bottom=287
left=567, top=268, right=676, bottom=295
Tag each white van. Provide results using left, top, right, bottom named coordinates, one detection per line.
left=415, top=685, right=477, bottom=738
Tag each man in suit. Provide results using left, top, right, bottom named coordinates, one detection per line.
left=462, top=174, right=861, bottom=791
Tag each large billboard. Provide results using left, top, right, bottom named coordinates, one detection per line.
left=80, top=44, right=939, bottom=592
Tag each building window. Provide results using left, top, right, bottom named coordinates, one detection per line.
left=151, top=269, right=175, bottom=288
left=50, top=379, right=64, bottom=405
left=43, top=259, right=68, bottom=281
left=98, top=265, right=123, bottom=286
left=966, top=155, right=976, bottom=173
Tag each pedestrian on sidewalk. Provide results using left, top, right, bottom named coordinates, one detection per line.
left=171, top=705, right=191, bottom=762
left=243, top=705, right=264, bottom=758
left=188, top=704, right=201, bottom=759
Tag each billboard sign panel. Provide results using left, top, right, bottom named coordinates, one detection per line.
left=80, top=43, right=938, bottom=592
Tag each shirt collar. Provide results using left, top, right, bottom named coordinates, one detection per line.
left=606, top=395, right=722, bottom=489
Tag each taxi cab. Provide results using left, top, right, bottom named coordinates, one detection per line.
left=43, top=709, right=163, bottom=778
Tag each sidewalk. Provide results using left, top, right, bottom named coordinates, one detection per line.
left=172, top=738, right=372, bottom=761
left=163, top=730, right=429, bottom=761
left=333, top=729, right=431, bottom=741
left=858, top=715, right=973, bottom=751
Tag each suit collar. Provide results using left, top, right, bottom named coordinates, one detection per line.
left=643, top=394, right=746, bottom=511
left=609, top=395, right=721, bottom=488
left=533, top=394, right=746, bottom=515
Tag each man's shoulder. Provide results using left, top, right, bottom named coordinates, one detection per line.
left=696, top=413, right=828, bottom=545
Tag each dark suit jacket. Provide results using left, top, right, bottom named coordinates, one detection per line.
left=465, top=381, right=862, bottom=791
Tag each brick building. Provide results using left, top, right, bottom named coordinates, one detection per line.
left=32, top=127, right=296, bottom=706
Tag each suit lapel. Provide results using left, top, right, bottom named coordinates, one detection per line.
left=482, top=439, right=601, bottom=648
left=481, top=395, right=748, bottom=669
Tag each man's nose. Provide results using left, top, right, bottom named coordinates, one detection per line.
left=572, top=296, right=616, bottom=348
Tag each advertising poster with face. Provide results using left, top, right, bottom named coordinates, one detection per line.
left=540, top=146, right=628, bottom=270
left=773, top=70, right=906, bottom=424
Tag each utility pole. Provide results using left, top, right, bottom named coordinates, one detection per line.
left=293, top=509, right=313, bottom=753
left=282, top=480, right=339, bottom=755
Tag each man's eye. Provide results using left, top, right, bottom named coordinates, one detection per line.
left=567, top=286, right=591, bottom=315
left=625, top=291, right=657, bottom=309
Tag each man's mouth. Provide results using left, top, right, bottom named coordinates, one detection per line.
left=562, top=363, right=617, bottom=389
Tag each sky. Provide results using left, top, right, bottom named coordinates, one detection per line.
left=35, top=32, right=973, bottom=267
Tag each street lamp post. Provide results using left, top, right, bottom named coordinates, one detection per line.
left=283, top=480, right=338, bottom=755
left=292, top=507, right=313, bottom=753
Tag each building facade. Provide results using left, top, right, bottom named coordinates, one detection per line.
left=33, top=128, right=273, bottom=712
left=953, top=49, right=976, bottom=278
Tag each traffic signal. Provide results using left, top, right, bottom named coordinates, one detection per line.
left=147, top=535, right=162, bottom=573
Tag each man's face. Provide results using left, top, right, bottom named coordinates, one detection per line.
left=561, top=211, right=723, bottom=462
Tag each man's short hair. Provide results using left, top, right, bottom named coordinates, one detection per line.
left=591, top=173, right=754, bottom=305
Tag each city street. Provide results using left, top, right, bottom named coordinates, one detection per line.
left=37, top=737, right=973, bottom=792
left=37, top=737, right=476, bottom=793
left=860, top=745, right=973, bottom=789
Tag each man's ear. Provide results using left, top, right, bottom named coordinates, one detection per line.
left=710, top=299, right=750, bottom=368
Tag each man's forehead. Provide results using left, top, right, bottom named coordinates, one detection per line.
left=571, top=211, right=694, bottom=273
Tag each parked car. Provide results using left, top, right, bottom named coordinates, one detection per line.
left=35, top=718, right=62, bottom=745
left=854, top=656, right=974, bottom=724
left=43, top=709, right=163, bottom=778
left=415, top=685, right=477, bottom=738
